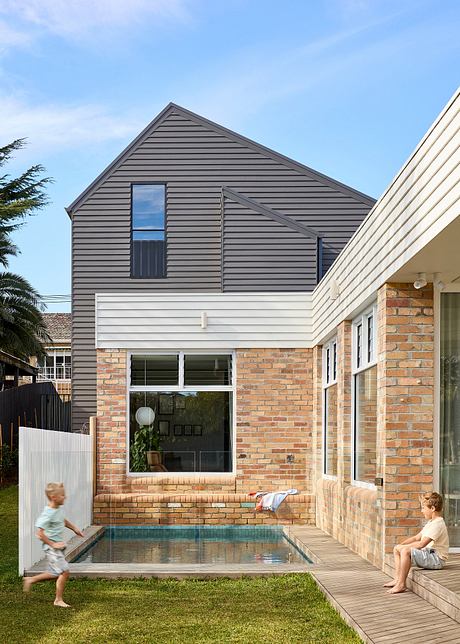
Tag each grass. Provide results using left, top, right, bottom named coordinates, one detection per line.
left=0, top=485, right=361, bottom=643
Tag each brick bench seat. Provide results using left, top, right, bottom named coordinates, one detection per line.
left=93, top=493, right=314, bottom=525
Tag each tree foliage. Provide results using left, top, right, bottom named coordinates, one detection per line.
left=0, top=139, right=52, bottom=359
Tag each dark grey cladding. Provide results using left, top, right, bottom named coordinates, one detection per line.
left=68, top=104, right=375, bottom=431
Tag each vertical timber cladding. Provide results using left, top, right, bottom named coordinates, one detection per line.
left=71, top=105, right=374, bottom=431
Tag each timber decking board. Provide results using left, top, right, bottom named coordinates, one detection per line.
left=288, top=526, right=460, bottom=644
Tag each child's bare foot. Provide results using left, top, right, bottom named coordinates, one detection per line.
left=23, top=578, right=32, bottom=593
left=387, top=585, right=406, bottom=594
left=54, top=600, right=71, bottom=608
left=383, top=580, right=397, bottom=587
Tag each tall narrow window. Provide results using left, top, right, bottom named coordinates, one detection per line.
left=131, top=184, right=166, bottom=278
left=323, top=338, right=338, bottom=477
left=353, top=305, right=377, bottom=485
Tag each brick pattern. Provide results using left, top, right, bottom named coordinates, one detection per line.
left=93, top=493, right=314, bottom=525
left=315, top=320, right=382, bottom=566
left=96, top=349, right=127, bottom=493
left=95, top=347, right=314, bottom=525
left=235, top=348, right=313, bottom=492
left=378, top=283, right=434, bottom=553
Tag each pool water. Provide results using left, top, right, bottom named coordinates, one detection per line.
left=74, top=526, right=310, bottom=565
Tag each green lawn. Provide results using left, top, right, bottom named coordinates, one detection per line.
left=0, top=485, right=360, bottom=643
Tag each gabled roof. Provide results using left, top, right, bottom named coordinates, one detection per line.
left=66, top=103, right=376, bottom=216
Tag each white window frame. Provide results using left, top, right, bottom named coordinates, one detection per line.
left=37, top=348, right=71, bottom=381
left=434, top=284, right=460, bottom=552
left=127, top=349, right=236, bottom=477
left=322, top=337, right=338, bottom=479
left=352, top=304, right=377, bottom=489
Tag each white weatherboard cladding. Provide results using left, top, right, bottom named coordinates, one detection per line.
left=19, top=427, right=92, bottom=574
left=312, top=88, right=460, bottom=344
left=95, top=292, right=313, bottom=348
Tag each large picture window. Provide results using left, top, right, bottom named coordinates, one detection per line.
left=128, top=352, right=234, bottom=474
left=353, top=305, right=377, bottom=485
left=323, top=338, right=338, bottom=477
left=131, top=184, right=166, bottom=278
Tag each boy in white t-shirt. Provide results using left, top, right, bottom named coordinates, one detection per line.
left=384, top=491, right=449, bottom=594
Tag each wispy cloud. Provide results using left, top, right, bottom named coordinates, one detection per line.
left=185, top=5, right=460, bottom=127
left=0, top=0, right=191, bottom=48
left=0, top=18, right=32, bottom=53
left=0, top=96, right=144, bottom=153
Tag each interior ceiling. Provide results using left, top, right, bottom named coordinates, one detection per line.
left=389, top=216, right=460, bottom=284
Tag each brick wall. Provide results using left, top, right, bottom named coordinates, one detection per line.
left=235, top=348, right=313, bottom=492
left=95, top=347, right=314, bottom=525
left=314, top=320, right=383, bottom=566
left=314, top=284, right=435, bottom=568
left=378, top=283, right=434, bottom=554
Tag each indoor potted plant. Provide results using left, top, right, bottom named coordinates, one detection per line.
left=130, top=406, right=162, bottom=471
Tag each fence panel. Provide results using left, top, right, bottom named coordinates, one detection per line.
left=18, top=427, right=92, bottom=574
left=0, top=382, right=70, bottom=450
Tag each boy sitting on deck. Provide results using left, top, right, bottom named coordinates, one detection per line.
left=384, top=491, right=449, bottom=594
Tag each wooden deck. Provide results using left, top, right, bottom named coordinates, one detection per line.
left=288, top=526, right=460, bottom=644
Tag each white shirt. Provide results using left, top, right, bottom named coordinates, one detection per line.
left=421, top=517, right=449, bottom=561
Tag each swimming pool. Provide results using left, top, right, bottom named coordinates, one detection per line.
left=73, top=526, right=311, bottom=565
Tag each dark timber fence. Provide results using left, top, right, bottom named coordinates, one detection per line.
left=0, top=382, right=71, bottom=449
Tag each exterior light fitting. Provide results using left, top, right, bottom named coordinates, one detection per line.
left=329, top=279, right=340, bottom=300
left=413, top=272, right=427, bottom=289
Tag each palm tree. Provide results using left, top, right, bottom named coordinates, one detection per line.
left=0, top=139, right=52, bottom=359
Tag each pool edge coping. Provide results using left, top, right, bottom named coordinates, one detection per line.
left=25, top=524, right=318, bottom=578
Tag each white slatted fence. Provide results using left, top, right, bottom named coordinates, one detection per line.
left=19, top=427, right=93, bottom=574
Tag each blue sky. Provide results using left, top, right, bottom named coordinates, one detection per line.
left=1, top=0, right=459, bottom=312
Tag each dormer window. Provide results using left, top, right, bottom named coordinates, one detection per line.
left=131, top=184, right=166, bottom=278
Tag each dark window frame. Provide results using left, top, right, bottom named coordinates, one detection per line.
left=130, top=182, right=167, bottom=279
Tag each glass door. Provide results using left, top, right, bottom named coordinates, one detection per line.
left=440, top=292, right=460, bottom=547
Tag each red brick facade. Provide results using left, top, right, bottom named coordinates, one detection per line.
left=314, top=284, right=435, bottom=567
left=378, top=283, right=434, bottom=554
left=94, top=347, right=314, bottom=525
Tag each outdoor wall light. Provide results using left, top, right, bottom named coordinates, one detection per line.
left=329, top=279, right=340, bottom=300
left=413, top=272, right=427, bottom=289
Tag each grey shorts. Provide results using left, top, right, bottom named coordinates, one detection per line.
left=411, top=548, right=445, bottom=570
left=44, top=545, right=69, bottom=576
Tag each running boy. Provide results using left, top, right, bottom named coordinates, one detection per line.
left=23, top=482, right=83, bottom=607
left=384, top=491, right=449, bottom=594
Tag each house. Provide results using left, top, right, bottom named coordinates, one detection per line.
left=67, top=89, right=460, bottom=568
left=34, top=313, right=72, bottom=397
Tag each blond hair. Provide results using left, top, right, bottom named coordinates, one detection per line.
left=421, top=491, right=443, bottom=512
left=45, top=482, right=65, bottom=499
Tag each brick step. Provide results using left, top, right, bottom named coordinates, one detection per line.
left=384, top=554, right=460, bottom=622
